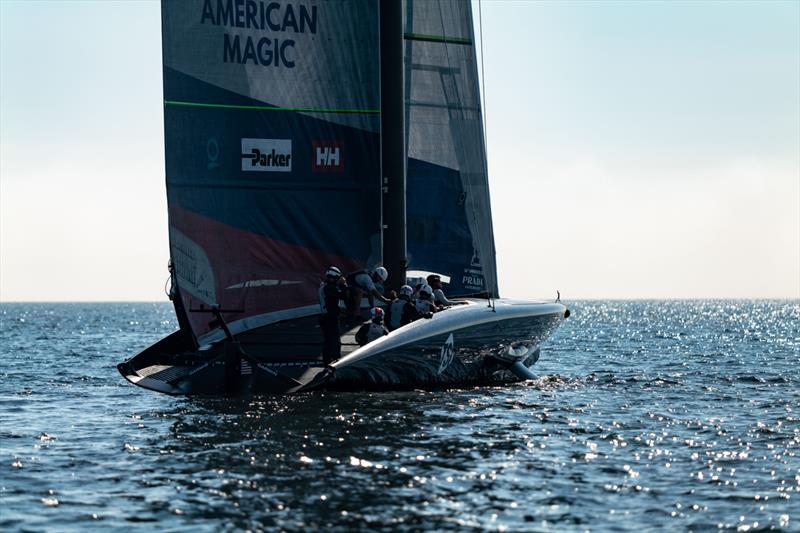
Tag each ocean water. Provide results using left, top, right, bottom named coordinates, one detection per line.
left=1, top=300, right=798, bottom=532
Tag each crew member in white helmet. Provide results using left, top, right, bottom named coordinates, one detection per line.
left=415, top=284, right=438, bottom=315
left=345, top=266, right=391, bottom=316
left=318, top=266, right=348, bottom=364
left=387, top=284, right=432, bottom=330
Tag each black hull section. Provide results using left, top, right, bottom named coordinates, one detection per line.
left=323, top=349, right=540, bottom=391
left=117, top=315, right=332, bottom=396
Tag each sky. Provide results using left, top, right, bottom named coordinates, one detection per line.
left=1, top=0, right=798, bottom=301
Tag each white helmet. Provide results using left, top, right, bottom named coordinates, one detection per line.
left=373, top=266, right=388, bottom=282
left=325, top=266, right=342, bottom=279
left=419, top=284, right=432, bottom=297
left=399, top=285, right=413, bottom=296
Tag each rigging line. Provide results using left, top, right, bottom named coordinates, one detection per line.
left=478, top=0, right=488, bottom=156
left=164, top=260, right=173, bottom=298
left=478, top=0, right=495, bottom=311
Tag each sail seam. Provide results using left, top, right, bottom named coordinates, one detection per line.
left=167, top=182, right=362, bottom=191
left=164, top=100, right=380, bottom=114
left=403, top=32, right=472, bottom=45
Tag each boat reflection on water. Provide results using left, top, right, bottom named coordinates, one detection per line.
left=145, top=392, right=474, bottom=529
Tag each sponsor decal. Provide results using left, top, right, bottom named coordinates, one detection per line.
left=206, top=137, right=220, bottom=169
left=470, top=249, right=481, bottom=268
left=438, top=333, right=455, bottom=375
left=199, top=1, right=318, bottom=69
left=311, top=141, right=344, bottom=172
left=241, top=138, right=292, bottom=172
left=462, top=248, right=486, bottom=292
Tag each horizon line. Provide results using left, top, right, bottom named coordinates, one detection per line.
left=1, top=297, right=798, bottom=304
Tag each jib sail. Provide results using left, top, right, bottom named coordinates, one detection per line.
left=161, top=0, right=382, bottom=342
left=403, top=0, right=499, bottom=297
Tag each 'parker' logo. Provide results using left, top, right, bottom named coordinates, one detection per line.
left=312, top=141, right=344, bottom=172
left=241, top=139, right=292, bottom=172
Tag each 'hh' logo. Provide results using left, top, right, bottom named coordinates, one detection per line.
left=241, top=139, right=292, bottom=172
left=312, top=141, right=344, bottom=172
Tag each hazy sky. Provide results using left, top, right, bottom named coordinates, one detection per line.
left=1, top=0, right=798, bottom=301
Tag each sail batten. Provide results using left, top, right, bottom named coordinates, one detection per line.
left=404, top=33, right=473, bottom=45
left=165, top=100, right=381, bottom=114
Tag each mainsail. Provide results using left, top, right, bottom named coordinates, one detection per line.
left=403, top=0, right=499, bottom=297
left=161, top=0, right=382, bottom=341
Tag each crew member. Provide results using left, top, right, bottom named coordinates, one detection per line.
left=319, top=266, right=348, bottom=365
left=411, top=282, right=424, bottom=300
left=415, top=284, right=438, bottom=315
left=387, top=285, right=431, bottom=330
left=346, top=266, right=391, bottom=315
left=426, top=274, right=468, bottom=307
left=355, top=307, right=389, bottom=346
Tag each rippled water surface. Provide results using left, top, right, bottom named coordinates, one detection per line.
left=1, top=301, right=798, bottom=531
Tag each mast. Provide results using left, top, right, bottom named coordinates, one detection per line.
left=380, top=0, right=407, bottom=290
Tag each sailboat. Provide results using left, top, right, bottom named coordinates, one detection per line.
left=118, top=0, right=569, bottom=395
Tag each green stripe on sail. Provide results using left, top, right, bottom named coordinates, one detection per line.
left=403, top=33, right=473, bottom=45
left=164, top=100, right=380, bottom=114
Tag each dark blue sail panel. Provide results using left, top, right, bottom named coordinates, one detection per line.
left=162, top=0, right=381, bottom=339
left=403, top=0, right=499, bottom=297
left=163, top=68, right=380, bottom=260
left=406, top=158, right=480, bottom=292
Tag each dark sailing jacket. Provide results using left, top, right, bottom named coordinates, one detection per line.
left=355, top=321, right=388, bottom=346
left=319, top=282, right=347, bottom=317
left=387, top=295, right=430, bottom=330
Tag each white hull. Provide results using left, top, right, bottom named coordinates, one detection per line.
left=324, top=299, right=567, bottom=389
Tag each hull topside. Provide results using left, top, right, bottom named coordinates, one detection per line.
left=329, top=300, right=565, bottom=390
